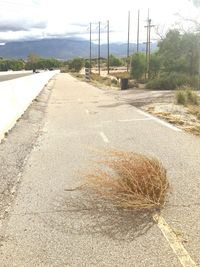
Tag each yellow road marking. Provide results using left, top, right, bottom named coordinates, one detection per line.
left=153, top=214, right=197, bottom=267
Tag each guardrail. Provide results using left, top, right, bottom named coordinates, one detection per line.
left=0, top=70, right=60, bottom=142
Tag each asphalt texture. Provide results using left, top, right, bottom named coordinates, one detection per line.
left=0, top=73, right=33, bottom=82
left=0, top=73, right=200, bottom=266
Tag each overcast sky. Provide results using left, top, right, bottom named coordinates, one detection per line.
left=0, top=0, right=199, bottom=44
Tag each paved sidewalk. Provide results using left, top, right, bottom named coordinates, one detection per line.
left=0, top=74, right=200, bottom=266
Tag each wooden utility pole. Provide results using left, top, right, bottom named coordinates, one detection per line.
left=144, top=9, right=155, bottom=79
left=89, top=22, right=92, bottom=74
left=127, top=11, right=130, bottom=72
left=98, top=21, right=101, bottom=75
left=148, top=19, right=155, bottom=75
left=137, top=10, right=140, bottom=53
left=145, top=9, right=149, bottom=79
left=107, top=20, right=110, bottom=74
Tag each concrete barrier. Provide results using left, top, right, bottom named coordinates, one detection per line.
left=0, top=70, right=33, bottom=76
left=0, top=70, right=60, bottom=142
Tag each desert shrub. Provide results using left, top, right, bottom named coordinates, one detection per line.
left=146, top=73, right=191, bottom=90
left=130, top=53, right=146, bottom=80
left=85, top=149, right=169, bottom=210
left=188, top=105, right=200, bottom=120
left=111, top=78, right=118, bottom=85
left=128, top=79, right=136, bottom=88
left=109, top=54, right=123, bottom=67
left=104, top=79, right=111, bottom=86
left=186, top=88, right=199, bottom=105
left=60, top=66, right=69, bottom=73
left=176, top=90, right=187, bottom=105
left=69, top=58, right=84, bottom=72
left=176, top=87, right=199, bottom=105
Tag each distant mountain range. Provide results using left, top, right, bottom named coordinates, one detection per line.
left=0, top=38, right=157, bottom=60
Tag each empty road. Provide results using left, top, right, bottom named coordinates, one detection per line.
left=0, top=73, right=33, bottom=82
left=0, top=73, right=200, bottom=267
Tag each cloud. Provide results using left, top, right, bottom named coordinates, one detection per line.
left=70, top=23, right=89, bottom=28
left=0, top=20, right=47, bottom=32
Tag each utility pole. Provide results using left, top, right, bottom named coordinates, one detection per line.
left=198, top=40, right=200, bottom=90
left=144, top=9, right=155, bottom=79
left=89, top=22, right=92, bottom=74
left=145, top=9, right=149, bottom=79
left=127, top=10, right=130, bottom=72
left=98, top=21, right=101, bottom=75
left=107, top=20, right=110, bottom=75
left=137, top=9, right=140, bottom=53
left=148, top=19, right=155, bottom=76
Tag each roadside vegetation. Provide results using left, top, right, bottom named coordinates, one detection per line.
left=0, top=54, right=69, bottom=72
left=130, top=30, right=200, bottom=90
left=143, top=86, right=200, bottom=136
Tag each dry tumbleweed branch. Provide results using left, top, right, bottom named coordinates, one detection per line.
left=84, top=149, right=169, bottom=210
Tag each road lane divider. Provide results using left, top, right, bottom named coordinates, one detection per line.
left=99, top=131, right=109, bottom=144
left=137, top=110, right=182, bottom=132
left=153, top=214, right=197, bottom=267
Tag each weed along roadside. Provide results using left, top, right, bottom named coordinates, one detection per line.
left=65, top=148, right=197, bottom=267
left=142, top=87, right=200, bottom=137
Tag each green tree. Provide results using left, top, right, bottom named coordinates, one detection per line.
left=26, top=54, right=40, bottom=70
left=149, top=53, right=161, bottom=79
left=158, top=30, right=182, bottom=73
left=68, top=58, right=83, bottom=72
left=0, top=59, right=25, bottom=71
left=108, top=54, right=123, bottom=67
left=130, top=53, right=146, bottom=80
left=157, top=30, right=199, bottom=76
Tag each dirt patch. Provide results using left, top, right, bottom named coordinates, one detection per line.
left=142, top=103, right=200, bottom=136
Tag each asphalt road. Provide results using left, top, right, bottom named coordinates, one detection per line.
left=0, top=73, right=200, bottom=266
left=0, top=73, right=33, bottom=82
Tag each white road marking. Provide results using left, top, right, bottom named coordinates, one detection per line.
left=118, top=118, right=152, bottom=122
left=153, top=214, right=197, bottom=267
left=137, top=110, right=182, bottom=132
left=99, top=131, right=109, bottom=143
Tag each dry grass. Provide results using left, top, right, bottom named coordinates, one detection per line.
left=145, top=105, right=200, bottom=136
left=176, top=87, right=199, bottom=106
left=109, top=71, right=130, bottom=79
left=188, top=105, right=200, bottom=120
left=85, top=149, right=169, bottom=211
